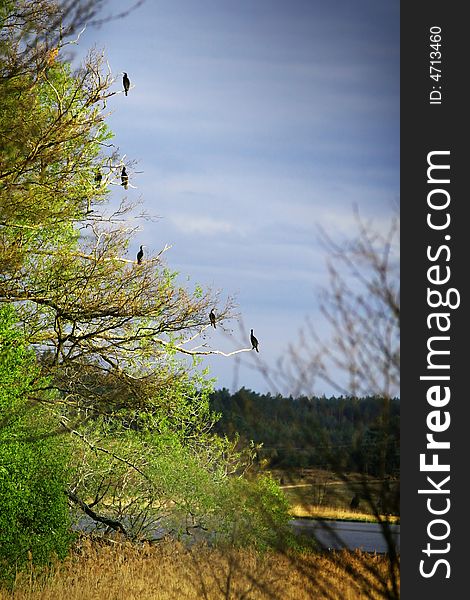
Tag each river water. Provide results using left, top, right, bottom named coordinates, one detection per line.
left=290, top=519, right=400, bottom=553
left=75, top=516, right=399, bottom=553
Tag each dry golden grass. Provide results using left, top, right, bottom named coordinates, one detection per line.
left=2, top=537, right=399, bottom=600
left=273, top=468, right=400, bottom=524
left=289, top=504, right=400, bottom=523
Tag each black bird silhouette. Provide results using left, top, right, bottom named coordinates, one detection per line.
left=94, top=169, right=102, bottom=186
left=121, top=166, right=128, bottom=189
left=209, top=309, right=216, bottom=328
left=136, top=245, right=144, bottom=264
left=122, top=72, right=130, bottom=96
left=250, top=329, right=259, bottom=352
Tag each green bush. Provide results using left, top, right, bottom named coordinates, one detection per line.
left=0, top=306, right=73, bottom=585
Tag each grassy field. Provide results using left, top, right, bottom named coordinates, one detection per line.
left=2, top=537, right=399, bottom=600
left=270, top=468, right=400, bottom=523
left=1, top=468, right=400, bottom=599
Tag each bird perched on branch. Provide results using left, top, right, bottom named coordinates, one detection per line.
left=122, top=72, right=130, bottom=96
left=136, top=245, right=145, bottom=265
left=250, top=329, right=259, bottom=352
left=94, top=169, right=102, bottom=186
left=121, top=166, right=128, bottom=189
left=209, top=309, right=216, bottom=328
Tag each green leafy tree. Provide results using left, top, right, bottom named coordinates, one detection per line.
left=1, top=0, right=235, bottom=413
left=0, top=0, right=288, bottom=548
left=0, top=305, right=72, bottom=585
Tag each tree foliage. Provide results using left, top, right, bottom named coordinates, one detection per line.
left=0, top=305, right=72, bottom=585
left=0, top=4, right=232, bottom=408
left=211, top=388, right=400, bottom=477
left=0, top=0, right=288, bottom=554
left=0, top=0, right=231, bottom=427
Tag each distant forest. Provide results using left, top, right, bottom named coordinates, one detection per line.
left=210, top=389, right=400, bottom=477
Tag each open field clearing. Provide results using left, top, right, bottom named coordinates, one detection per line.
left=289, top=505, right=399, bottom=523
left=2, top=538, right=399, bottom=600
left=269, top=469, right=400, bottom=522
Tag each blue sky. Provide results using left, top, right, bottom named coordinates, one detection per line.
left=77, top=0, right=399, bottom=395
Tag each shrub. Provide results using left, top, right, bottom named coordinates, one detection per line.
left=0, top=306, right=73, bottom=586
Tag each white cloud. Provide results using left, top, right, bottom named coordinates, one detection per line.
left=168, top=213, right=237, bottom=236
